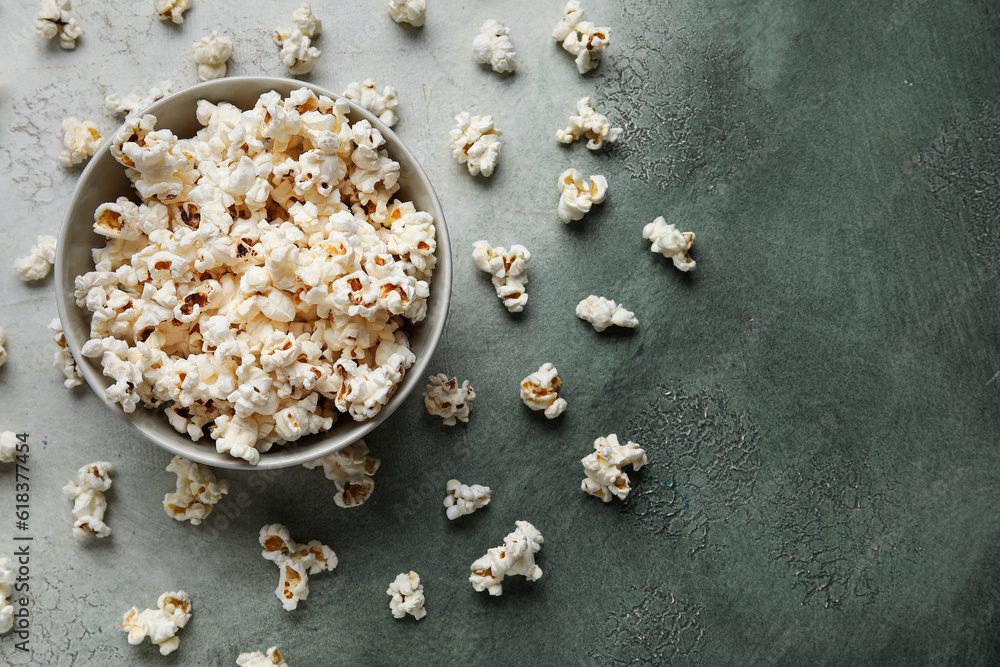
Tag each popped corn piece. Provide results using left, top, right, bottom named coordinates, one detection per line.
left=444, top=479, right=491, bottom=520
left=387, top=0, right=425, bottom=27
left=62, top=461, right=113, bottom=538
left=14, top=235, right=57, bottom=282
left=575, top=295, right=637, bottom=332
left=59, top=118, right=104, bottom=168
left=0, top=325, right=6, bottom=369
left=259, top=524, right=337, bottom=611
left=556, top=97, right=621, bottom=150
left=387, top=571, right=426, bottom=620
left=275, top=6, right=322, bottom=75
left=471, top=240, right=530, bottom=312
left=0, top=557, right=13, bottom=634
left=472, top=20, right=516, bottom=74
left=343, top=80, right=398, bottom=127
left=121, top=591, right=191, bottom=656
left=192, top=31, right=234, bottom=81
left=581, top=433, right=647, bottom=502
left=557, top=168, right=607, bottom=223
left=423, top=374, right=475, bottom=425
left=302, top=439, right=380, bottom=508
left=237, top=647, right=290, bottom=667
left=163, top=456, right=229, bottom=525
left=155, top=0, right=191, bottom=24
left=0, top=433, right=16, bottom=464
left=48, top=318, right=83, bottom=388
left=292, top=3, right=322, bottom=37
left=470, top=520, right=543, bottom=596
left=35, top=0, right=82, bottom=50
left=642, top=216, right=696, bottom=272
left=105, top=81, right=172, bottom=118
left=552, top=1, right=610, bottom=74
left=449, top=112, right=502, bottom=177
left=520, top=363, right=567, bottom=419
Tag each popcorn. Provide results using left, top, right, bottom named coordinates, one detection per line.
left=642, top=216, right=696, bottom=272
left=387, top=0, right=425, bottom=27
left=387, top=571, right=426, bottom=620
left=575, top=295, right=637, bottom=332
left=449, top=113, right=502, bottom=177
left=49, top=318, right=83, bottom=388
left=520, top=363, right=567, bottom=419
left=472, top=20, right=516, bottom=74
left=62, top=461, right=113, bottom=538
left=121, top=591, right=191, bottom=656
left=302, top=439, right=380, bottom=508
left=237, top=647, right=290, bottom=667
left=444, top=479, right=491, bottom=520
left=275, top=5, right=322, bottom=75
left=552, top=1, right=610, bottom=74
left=557, top=168, right=607, bottom=223
left=343, top=80, right=398, bottom=128
left=0, top=557, right=13, bottom=635
left=259, top=524, right=337, bottom=611
left=470, top=520, right=544, bottom=596
left=59, top=118, right=104, bottom=168
left=423, top=374, right=475, bottom=425
left=0, top=433, right=16, bottom=464
left=0, top=325, right=6, bottom=369
left=556, top=97, right=621, bottom=150
left=471, top=240, right=529, bottom=312
left=581, top=433, right=647, bottom=502
left=163, top=456, right=229, bottom=524
left=105, top=81, right=172, bottom=118
left=14, top=235, right=57, bottom=281
left=35, top=0, right=82, bottom=50
left=155, top=0, right=191, bottom=24
left=192, top=31, right=234, bottom=81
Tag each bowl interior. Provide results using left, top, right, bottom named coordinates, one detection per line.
left=55, top=77, right=451, bottom=469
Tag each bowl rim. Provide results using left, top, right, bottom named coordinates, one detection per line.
left=54, top=76, right=452, bottom=470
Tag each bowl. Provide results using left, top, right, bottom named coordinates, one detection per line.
left=54, top=76, right=452, bottom=470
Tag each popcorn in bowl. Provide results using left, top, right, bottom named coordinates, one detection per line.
left=68, top=83, right=444, bottom=466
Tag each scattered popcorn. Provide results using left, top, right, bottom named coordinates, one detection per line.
left=642, top=216, right=696, bottom=272
left=121, top=591, right=191, bottom=656
left=557, top=168, right=607, bottom=223
left=76, top=87, right=435, bottom=464
left=163, top=456, right=229, bottom=524
left=423, top=374, right=475, bottom=425
left=105, top=81, right=172, bottom=118
left=575, top=296, right=637, bottom=332
left=552, top=1, right=610, bottom=74
left=0, top=325, right=6, bottom=369
left=387, top=0, right=425, bottom=27
left=470, top=520, right=543, bottom=596
left=14, top=235, right=57, bottom=282
left=259, top=524, right=337, bottom=611
left=444, top=479, right=491, bottom=520
left=35, top=0, right=82, bottom=50
left=302, top=439, right=380, bottom=508
left=156, top=0, right=191, bottom=24
left=387, top=571, right=426, bottom=620
left=343, top=80, right=398, bottom=128
left=62, top=461, right=113, bottom=538
left=472, top=20, right=516, bottom=74
left=59, top=118, right=104, bottom=168
left=192, top=31, right=234, bottom=81
left=237, top=647, right=290, bottom=667
left=0, top=557, right=13, bottom=635
left=472, top=240, right=530, bottom=312
left=520, top=363, right=567, bottom=419
left=0, top=433, right=16, bottom=464
left=556, top=97, right=621, bottom=150
left=449, top=112, right=502, bottom=177
left=48, top=318, right=83, bottom=388
left=275, top=5, right=322, bottom=74
left=581, top=433, right=647, bottom=502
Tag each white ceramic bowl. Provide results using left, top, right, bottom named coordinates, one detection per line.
left=54, top=77, right=451, bottom=469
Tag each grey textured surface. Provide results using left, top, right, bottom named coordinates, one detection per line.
left=1, top=0, right=1000, bottom=665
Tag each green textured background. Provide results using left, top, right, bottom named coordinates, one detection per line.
left=1, top=0, right=999, bottom=664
